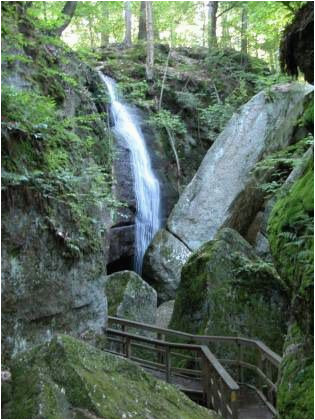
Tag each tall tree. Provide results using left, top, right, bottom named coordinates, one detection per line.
left=208, top=1, right=218, bottom=48
left=123, top=1, right=132, bottom=47
left=241, top=4, right=248, bottom=57
left=138, top=1, right=146, bottom=41
left=55, top=1, right=77, bottom=36
left=145, top=1, right=154, bottom=80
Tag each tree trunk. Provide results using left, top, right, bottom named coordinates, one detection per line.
left=138, top=1, right=146, bottom=41
left=208, top=1, right=218, bottom=49
left=221, top=14, right=231, bottom=48
left=88, top=16, right=95, bottom=49
left=202, top=1, right=207, bottom=47
left=55, top=1, right=77, bottom=36
left=241, top=5, right=248, bottom=58
left=101, top=5, right=109, bottom=46
left=124, top=1, right=132, bottom=47
left=145, top=1, right=154, bottom=81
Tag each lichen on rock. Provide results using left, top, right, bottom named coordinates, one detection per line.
left=3, top=334, right=217, bottom=419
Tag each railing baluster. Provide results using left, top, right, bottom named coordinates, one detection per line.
left=201, top=351, right=210, bottom=408
left=125, top=336, right=131, bottom=358
left=237, top=341, right=244, bottom=383
left=165, top=345, right=171, bottom=383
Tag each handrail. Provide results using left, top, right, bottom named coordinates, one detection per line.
left=107, top=316, right=282, bottom=418
left=108, top=316, right=282, bottom=367
left=105, top=326, right=240, bottom=418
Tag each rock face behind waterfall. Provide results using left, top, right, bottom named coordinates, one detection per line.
left=167, top=83, right=313, bottom=251
left=143, top=83, right=313, bottom=300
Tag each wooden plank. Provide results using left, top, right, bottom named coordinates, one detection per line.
left=201, top=346, right=239, bottom=391
left=172, top=366, right=202, bottom=376
left=130, top=356, right=165, bottom=370
left=255, top=340, right=282, bottom=367
left=245, top=384, right=278, bottom=417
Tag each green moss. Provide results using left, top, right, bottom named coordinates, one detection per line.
left=5, top=335, right=217, bottom=419
left=170, top=228, right=286, bottom=356
left=277, top=324, right=314, bottom=419
left=267, top=162, right=314, bottom=418
left=268, top=161, right=314, bottom=303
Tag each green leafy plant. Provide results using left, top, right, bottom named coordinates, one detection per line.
left=149, top=109, right=186, bottom=135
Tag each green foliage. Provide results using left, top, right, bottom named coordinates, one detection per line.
left=175, top=91, right=201, bottom=110
left=253, top=136, right=314, bottom=195
left=199, top=102, right=234, bottom=138
left=118, top=79, right=152, bottom=108
left=2, top=86, right=57, bottom=137
left=149, top=109, right=186, bottom=135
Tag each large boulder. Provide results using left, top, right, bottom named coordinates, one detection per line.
left=167, top=83, right=313, bottom=252
left=143, top=229, right=191, bottom=302
left=169, top=228, right=287, bottom=354
left=267, top=160, right=314, bottom=419
left=3, top=334, right=217, bottom=419
left=1, top=192, right=109, bottom=362
left=105, top=271, right=157, bottom=324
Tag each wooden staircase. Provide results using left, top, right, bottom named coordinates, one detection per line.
left=103, top=316, right=282, bottom=419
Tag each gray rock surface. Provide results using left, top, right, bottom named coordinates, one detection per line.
left=156, top=300, right=175, bottom=329
left=167, top=83, right=313, bottom=251
left=2, top=194, right=109, bottom=360
left=105, top=271, right=157, bottom=325
left=143, top=229, right=191, bottom=302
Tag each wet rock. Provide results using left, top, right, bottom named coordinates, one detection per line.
left=3, top=335, right=217, bottom=419
left=143, top=229, right=191, bottom=302
left=105, top=271, right=157, bottom=325
left=167, top=83, right=313, bottom=251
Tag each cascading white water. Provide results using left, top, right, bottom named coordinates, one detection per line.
left=99, top=72, right=161, bottom=274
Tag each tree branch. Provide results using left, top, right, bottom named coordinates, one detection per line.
left=217, top=4, right=238, bottom=19
left=55, top=1, right=77, bottom=36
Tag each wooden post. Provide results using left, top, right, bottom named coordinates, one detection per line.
left=237, top=342, right=244, bottom=383
left=125, top=336, right=131, bottom=359
left=157, top=333, right=165, bottom=364
left=230, top=390, right=238, bottom=419
left=121, top=324, right=126, bottom=354
left=257, top=350, right=264, bottom=392
left=201, top=352, right=210, bottom=408
left=165, top=346, right=171, bottom=383
left=266, top=360, right=274, bottom=404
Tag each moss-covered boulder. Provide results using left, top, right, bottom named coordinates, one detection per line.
left=3, top=334, right=217, bottom=419
left=170, top=228, right=287, bottom=354
left=143, top=229, right=191, bottom=302
left=105, top=271, right=157, bottom=324
left=267, top=160, right=314, bottom=419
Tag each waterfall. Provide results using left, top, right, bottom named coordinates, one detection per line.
left=99, top=72, right=161, bottom=274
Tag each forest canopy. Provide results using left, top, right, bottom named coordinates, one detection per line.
left=23, top=1, right=307, bottom=71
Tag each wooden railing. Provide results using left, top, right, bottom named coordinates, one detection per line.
left=106, top=316, right=282, bottom=418
left=105, top=326, right=239, bottom=418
